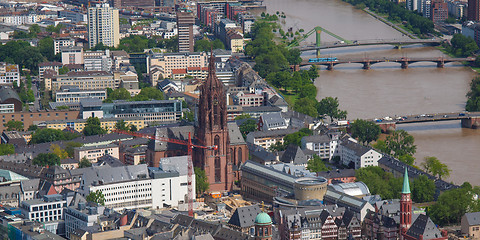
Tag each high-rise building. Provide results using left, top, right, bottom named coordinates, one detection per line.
left=177, top=10, right=195, bottom=53
left=431, top=0, right=448, bottom=22
left=468, top=0, right=480, bottom=21
left=87, top=3, right=120, bottom=48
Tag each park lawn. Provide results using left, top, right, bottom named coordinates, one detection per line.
left=270, top=84, right=301, bottom=106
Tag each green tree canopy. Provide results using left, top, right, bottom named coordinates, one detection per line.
left=421, top=156, right=451, bottom=180
left=86, top=190, right=105, bottom=205
left=195, top=167, right=209, bottom=196
left=83, top=117, right=107, bottom=136
left=234, top=114, right=252, bottom=120
left=449, top=34, right=479, bottom=57
left=79, top=157, right=92, bottom=168
left=306, top=154, right=330, bottom=172
left=30, top=128, right=78, bottom=144
left=115, top=120, right=129, bottom=131
left=132, top=87, right=164, bottom=101
left=239, top=119, right=257, bottom=139
left=384, top=130, right=416, bottom=158
left=466, top=76, right=480, bottom=112
left=65, top=141, right=83, bottom=158
left=4, top=120, right=24, bottom=131
left=317, top=97, right=347, bottom=122
left=411, top=175, right=435, bottom=203
left=350, top=119, right=381, bottom=145
left=428, top=183, right=480, bottom=225
left=0, top=144, right=15, bottom=156
left=32, top=153, right=60, bottom=166
left=355, top=166, right=404, bottom=200
left=294, top=97, right=318, bottom=117
left=194, top=38, right=225, bottom=52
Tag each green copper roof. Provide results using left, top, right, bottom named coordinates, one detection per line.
left=402, top=168, right=411, bottom=194
left=255, top=212, right=272, bottom=225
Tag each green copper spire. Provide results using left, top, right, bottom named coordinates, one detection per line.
left=402, top=168, right=411, bottom=194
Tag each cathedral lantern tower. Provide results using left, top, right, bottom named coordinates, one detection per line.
left=195, top=51, right=233, bottom=192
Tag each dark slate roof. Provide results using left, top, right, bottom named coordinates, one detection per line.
left=158, top=79, right=178, bottom=89
left=0, top=87, right=20, bottom=103
left=317, top=169, right=356, bottom=179
left=340, top=141, right=372, bottom=156
left=302, top=134, right=331, bottom=144
left=382, top=215, right=398, bottom=228
left=213, top=227, right=251, bottom=240
left=246, top=128, right=297, bottom=139
left=261, top=112, right=287, bottom=129
left=94, top=155, right=125, bottom=167
left=280, top=145, right=308, bottom=165
left=268, top=95, right=288, bottom=106
left=246, top=142, right=276, bottom=163
left=405, top=214, right=443, bottom=240
left=227, top=205, right=261, bottom=228
left=227, top=122, right=246, bottom=146
left=464, top=212, right=480, bottom=226
left=148, top=126, right=194, bottom=152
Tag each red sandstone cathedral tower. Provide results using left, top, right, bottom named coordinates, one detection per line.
left=195, top=52, right=233, bottom=192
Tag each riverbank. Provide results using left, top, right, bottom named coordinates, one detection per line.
left=362, top=8, right=417, bottom=39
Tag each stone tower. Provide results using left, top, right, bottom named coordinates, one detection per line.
left=254, top=212, right=273, bottom=240
left=400, top=168, right=412, bottom=236
left=195, top=51, right=233, bottom=192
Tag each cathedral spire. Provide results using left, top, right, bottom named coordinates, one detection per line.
left=208, top=47, right=215, bottom=76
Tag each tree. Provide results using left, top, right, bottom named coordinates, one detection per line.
left=86, top=190, right=105, bottom=205
left=133, top=87, right=164, bottom=101
left=372, top=139, right=388, bottom=153
left=308, top=65, right=319, bottom=81
left=27, top=125, right=38, bottom=131
left=384, top=130, right=416, bottom=158
left=38, top=37, right=56, bottom=61
left=466, top=77, right=480, bottom=112
left=239, top=119, right=257, bottom=139
left=30, top=128, right=78, bottom=144
left=29, top=24, right=41, bottom=36
left=317, top=97, right=347, bottom=122
left=355, top=166, right=404, bottom=200
left=32, top=153, right=60, bottom=166
left=65, top=141, right=83, bottom=158
left=269, top=142, right=287, bottom=152
left=4, top=120, right=24, bottom=131
left=349, top=119, right=381, bottom=145
left=0, top=144, right=15, bottom=156
left=130, top=125, right=137, bottom=132
left=194, top=38, right=225, bottom=52
left=195, top=167, right=209, bottom=196
left=79, top=157, right=92, bottom=168
left=294, top=97, right=318, bottom=117
left=115, top=120, right=129, bottom=131
left=428, top=184, right=480, bottom=225
left=58, top=66, right=69, bottom=75
left=422, top=156, right=451, bottom=180
left=449, top=34, right=479, bottom=57
left=104, top=88, right=131, bottom=102
left=50, top=144, right=68, bottom=159
left=283, top=128, right=313, bottom=147
left=83, top=117, right=107, bottom=136
left=411, top=175, right=435, bottom=203
left=234, top=114, right=252, bottom=120
left=398, top=154, right=415, bottom=166
left=306, top=154, right=330, bottom=172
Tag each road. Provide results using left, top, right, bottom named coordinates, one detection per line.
left=31, top=81, right=41, bottom=111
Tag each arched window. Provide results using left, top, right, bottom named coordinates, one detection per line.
left=214, top=135, right=220, bottom=155
left=237, top=148, right=243, bottom=165
left=213, top=96, right=219, bottom=127
left=215, top=157, right=221, bottom=183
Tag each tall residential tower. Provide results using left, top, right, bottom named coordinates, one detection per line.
left=177, top=10, right=195, bottom=53
left=87, top=3, right=120, bottom=48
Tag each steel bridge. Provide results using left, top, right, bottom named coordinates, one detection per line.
left=298, top=38, right=444, bottom=51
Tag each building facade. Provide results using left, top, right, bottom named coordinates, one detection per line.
left=87, top=3, right=120, bottom=48
left=176, top=10, right=195, bottom=53
left=0, top=62, right=20, bottom=87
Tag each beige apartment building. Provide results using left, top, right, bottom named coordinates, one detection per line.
left=87, top=3, right=120, bottom=48
left=149, top=52, right=208, bottom=85
left=74, top=144, right=119, bottom=162
left=50, top=71, right=115, bottom=92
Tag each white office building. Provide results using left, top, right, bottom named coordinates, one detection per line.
left=54, top=38, right=76, bottom=55
left=339, top=140, right=383, bottom=169
left=87, top=3, right=120, bottom=48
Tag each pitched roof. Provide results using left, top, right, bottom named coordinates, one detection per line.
left=227, top=205, right=261, bottom=228
left=261, top=112, right=287, bottom=129
left=280, top=145, right=308, bottom=165
left=302, top=134, right=331, bottom=144
left=405, top=214, right=443, bottom=240
left=464, top=212, right=480, bottom=226
left=340, top=141, right=375, bottom=157
left=0, top=87, right=20, bottom=103
left=227, top=122, right=245, bottom=146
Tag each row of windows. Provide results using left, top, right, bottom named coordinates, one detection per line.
left=104, top=187, right=151, bottom=197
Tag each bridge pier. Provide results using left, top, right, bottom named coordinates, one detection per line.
left=394, top=45, right=402, bottom=49
left=327, top=63, right=334, bottom=71
left=461, top=117, right=480, bottom=129
left=363, top=62, right=370, bottom=70
left=401, top=61, right=408, bottom=69
left=378, top=122, right=396, bottom=133
left=436, top=61, right=444, bottom=68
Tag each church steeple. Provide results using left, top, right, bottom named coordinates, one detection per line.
left=402, top=168, right=411, bottom=194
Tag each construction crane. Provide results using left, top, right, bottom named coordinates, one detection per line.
left=287, top=26, right=352, bottom=58
left=113, top=129, right=217, bottom=217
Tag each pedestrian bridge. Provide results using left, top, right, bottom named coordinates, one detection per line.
left=298, top=38, right=444, bottom=51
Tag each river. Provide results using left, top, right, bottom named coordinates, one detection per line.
left=263, top=0, right=479, bottom=184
